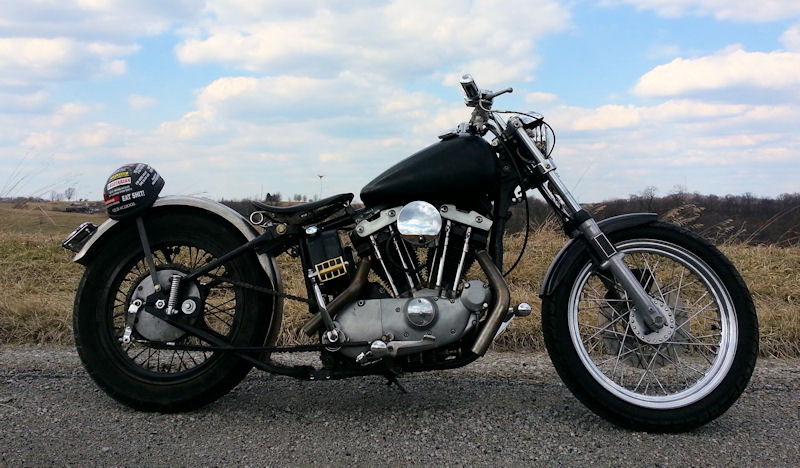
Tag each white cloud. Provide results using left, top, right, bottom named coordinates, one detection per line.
left=128, top=95, right=157, bottom=111
left=538, top=92, right=800, bottom=201
left=318, top=152, right=349, bottom=163
left=780, top=23, right=800, bottom=51
left=162, top=73, right=457, bottom=137
left=0, top=1, right=201, bottom=41
left=648, top=99, right=746, bottom=120
left=78, top=122, right=117, bottom=147
left=633, top=47, right=800, bottom=97
left=0, top=1, right=198, bottom=90
left=0, top=38, right=138, bottom=87
left=695, top=133, right=780, bottom=148
left=548, top=99, right=781, bottom=133
left=526, top=92, right=559, bottom=106
left=0, top=91, right=50, bottom=112
left=22, top=132, right=57, bottom=151
left=612, top=0, right=800, bottom=22
left=176, top=0, right=570, bottom=82
left=582, top=105, right=641, bottom=130
left=50, top=102, right=92, bottom=126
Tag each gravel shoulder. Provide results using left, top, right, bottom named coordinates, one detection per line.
left=1, top=345, right=799, bottom=467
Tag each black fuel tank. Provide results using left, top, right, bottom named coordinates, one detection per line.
left=360, top=135, right=499, bottom=210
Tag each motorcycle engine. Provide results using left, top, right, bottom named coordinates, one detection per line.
left=339, top=201, right=493, bottom=361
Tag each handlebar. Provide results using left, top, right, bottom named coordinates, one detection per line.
left=459, top=73, right=512, bottom=108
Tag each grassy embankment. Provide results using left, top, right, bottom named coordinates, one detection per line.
left=1, top=202, right=798, bottom=356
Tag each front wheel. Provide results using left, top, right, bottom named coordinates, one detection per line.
left=542, top=222, right=758, bottom=431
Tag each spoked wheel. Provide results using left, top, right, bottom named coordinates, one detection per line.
left=543, top=222, right=758, bottom=431
left=74, top=212, right=272, bottom=412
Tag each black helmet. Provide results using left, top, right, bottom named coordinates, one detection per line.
left=103, top=163, right=165, bottom=220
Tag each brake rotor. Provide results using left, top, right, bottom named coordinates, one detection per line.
left=628, top=297, right=676, bottom=345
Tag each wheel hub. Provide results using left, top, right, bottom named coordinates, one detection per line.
left=130, top=269, right=202, bottom=342
left=628, top=297, right=676, bottom=344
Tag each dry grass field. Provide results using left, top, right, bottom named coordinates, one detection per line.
left=1, top=202, right=798, bottom=356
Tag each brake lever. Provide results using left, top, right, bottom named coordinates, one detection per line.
left=484, top=87, right=513, bottom=101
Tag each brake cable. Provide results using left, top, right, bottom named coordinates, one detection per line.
left=492, top=123, right=531, bottom=277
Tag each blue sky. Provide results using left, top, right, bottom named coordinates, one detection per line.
left=1, top=0, right=799, bottom=203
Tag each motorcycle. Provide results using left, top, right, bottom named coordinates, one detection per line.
left=62, top=75, right=758, bottom=432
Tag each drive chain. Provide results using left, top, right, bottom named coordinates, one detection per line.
left=205, top=273, right=314, bottom=305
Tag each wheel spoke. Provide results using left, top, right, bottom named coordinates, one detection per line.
left=611, top=319, right=634, bottom=376
left=674, top=299, right=717, bottom=330
left=579, top=314, right=629, bottom=344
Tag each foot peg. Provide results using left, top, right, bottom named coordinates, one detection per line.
left=514, top=302, right=532, bottom=317
left=495, top=302, right=532, bottom=338
left=355, top=340, right=389, bottom=364
left=503, top=302, right=532, bottom=322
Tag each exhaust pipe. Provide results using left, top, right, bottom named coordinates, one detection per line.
left=471, top=250, right=511, bottom=355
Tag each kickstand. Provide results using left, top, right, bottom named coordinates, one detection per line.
left=384, top=371, right=408, bottom=394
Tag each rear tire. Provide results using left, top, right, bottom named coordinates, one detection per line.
left=542, top=222, right=758, bottom=431
left=74, top=212, right=271, bottom=412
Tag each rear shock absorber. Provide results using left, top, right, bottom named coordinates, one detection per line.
left=165, top=274, right=182, bottom=315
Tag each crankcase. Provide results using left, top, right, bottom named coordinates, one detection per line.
left=335, top=281, right=490, bottom=359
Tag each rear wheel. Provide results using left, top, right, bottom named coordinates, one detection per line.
left=74, top=212, right=272, bottom=411
left=542, top=222, right=758, bottom=431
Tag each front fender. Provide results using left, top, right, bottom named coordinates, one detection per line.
left=539, top=213, right=658, bottom=298
left=72, top=196, right=284, bottom=345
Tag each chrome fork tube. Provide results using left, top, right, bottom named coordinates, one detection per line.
left=505, top=115, right=665, bottom=331
left=506, top=117, right=581, bottom=215
left=578, top=219, right=666, bottom=330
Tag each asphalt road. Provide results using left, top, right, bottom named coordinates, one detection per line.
left=1, top=346, right=798, bottom=467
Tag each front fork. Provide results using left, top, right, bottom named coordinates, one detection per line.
left=502, top=116, right=666, bottom=332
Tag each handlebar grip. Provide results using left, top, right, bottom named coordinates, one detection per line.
left=460, top=74, right=480, bottom=101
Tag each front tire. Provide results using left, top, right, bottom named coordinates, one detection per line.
left=74, top=211, right=272, bottom=412
left=542, top=222, right=758, bottom=431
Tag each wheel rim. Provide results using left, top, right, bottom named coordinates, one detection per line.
left=567, top=239, right=738, bottom=409
left=108, top=243, right=242, bottom=377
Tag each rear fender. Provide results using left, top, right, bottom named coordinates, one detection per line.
left=539, top=213, right=658, bottom=298
left=73, top=195, right=284, bottom=345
